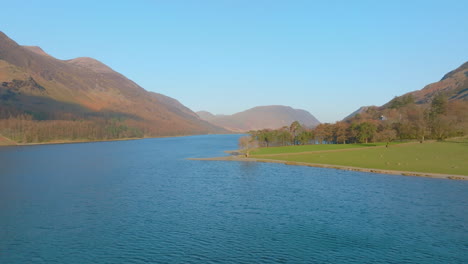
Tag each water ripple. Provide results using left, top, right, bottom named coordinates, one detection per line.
left=0, top=135, right=467, bottom=263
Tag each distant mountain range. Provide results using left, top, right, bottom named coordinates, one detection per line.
left=0, top=31, right=225, bottom=138
left=345, top=61, right=468, bottom=120
left=1, top=31, right=465, bottom=141
left=197, top=105, right=320, bottom=132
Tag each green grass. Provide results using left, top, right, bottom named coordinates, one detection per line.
left=252, top=141, right=468, bottom=176
left=250, top=142, right=398, bottom=155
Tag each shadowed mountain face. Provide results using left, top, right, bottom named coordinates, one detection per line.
left=197, top=105, right=320, bottom=132
left=0, top=31, right=225, bottom=137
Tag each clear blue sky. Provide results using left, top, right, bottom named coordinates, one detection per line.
left=2, top=0, right=467, bottom=122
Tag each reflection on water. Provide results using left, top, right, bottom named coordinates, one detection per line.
left=239, top=160, right=260, bottom=173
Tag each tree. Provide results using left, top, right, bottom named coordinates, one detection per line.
left=276, top=126, right=291, bottom=146
left=428, top=93, right=449, bottom=140
left=354, top=122, right=377, bottom=143
left=431, top=114, right=453, bottom=140
left=389, top=94, right=415, bottom=109
left=297, top=130, right=313, bottom=145
left=314, top=124, right=327, bottom=144
left=334, top=122, right=349, bottom=144
left=238, top=135, right=258, bottom=156
left=430, top=93, right=448, bottom=117
left=322, top=123, right=335, bottom=143
left=446, top=100, right=468, bottom=137
left=375, top=129, right=397, bottom=147
left=255, top=129, right=275, bottom=147
left=406, top=105, right=428, bottom=142
left=289, top=121, right=302, bottom=145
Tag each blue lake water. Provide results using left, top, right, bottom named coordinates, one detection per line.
left=0, top=134, right=467, bottom=263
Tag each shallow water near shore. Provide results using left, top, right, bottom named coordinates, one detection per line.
left=1, top=134, right=467, bottom=263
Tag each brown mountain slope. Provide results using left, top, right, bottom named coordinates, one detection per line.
left=22, top=46, right=52, bottom=57
left=66, top=57, right=115, bottom=74
left=197, top=105, right=320, bottom=132
left=342, top=106, right=375, bottom=121
left=385, top=61, right=468, bottom=107
left=345, top=62, right=468, bottom=120
left=0, top=31, right=225, bottom=139
left=196, top=110, right=218, bottom=121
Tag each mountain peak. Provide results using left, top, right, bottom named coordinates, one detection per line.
left=440, top=61, right=468, bottom=81
left=0, top=31, right=12, bottom=41
left=198, top=105, right=320, bottom=132
left=22, top=46, right=51, bottom=57
left=250, top=105, right=294, bottom=111
left=196, top=111, right=217, bottom=121
left=0, top=31, right=21, bottom=51
left=66, top=57, right=115, bottom=73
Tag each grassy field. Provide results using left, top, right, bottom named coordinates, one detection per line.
left=250, top=142, right=400, bottom=155
left=252, top=141, right=468, bottom=176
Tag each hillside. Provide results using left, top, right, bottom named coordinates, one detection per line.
left=0, top=31, right=225, bottom=143
left=342, top=106, right=375, bottom=121
left=196, top=111, right=219, bottom=121
left=413, top=61, right=467, bottom=103
left=344, top=62, right=468, bottom=121
left=384, top=62, right=467, bottom=108
left=339, top=62, right=468, bottom=142
left=197, top=105, right=320, bottom=132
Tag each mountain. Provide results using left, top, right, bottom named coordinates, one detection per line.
left=344, top=62, right=468, bottom=120
left=197, top=105, right=320, bottom=132
left=413, top=61, right=467, bottom=103
left=342, top=106, right=375, bottom=121
left=384, top=62, right=468, bottom=108
left=0, top=31, right=225, bottom=142
left=196, top=110, right=219, bottom=121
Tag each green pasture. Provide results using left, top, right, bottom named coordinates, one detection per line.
left=250, top=142, right=398, bottom=155
left=252, top=141, right=468, bottom=176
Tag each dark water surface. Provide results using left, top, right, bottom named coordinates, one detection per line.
left=0, top=135, right=467, bottom=263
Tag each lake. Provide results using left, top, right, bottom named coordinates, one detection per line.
left=0, top=134, right=467, bottom=263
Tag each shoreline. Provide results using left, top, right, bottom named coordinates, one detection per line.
left=189, top=155, right=468, bottom=181
left=0, top=133, right=228, bottom=148
left=0, top=137, right=144, bottom=147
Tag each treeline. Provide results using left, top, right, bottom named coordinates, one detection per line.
left=0, top=105, right=213, bottom=143
left=240, top=94, right=468, bottom=149
left=0, top=115, right=144, bottom=143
